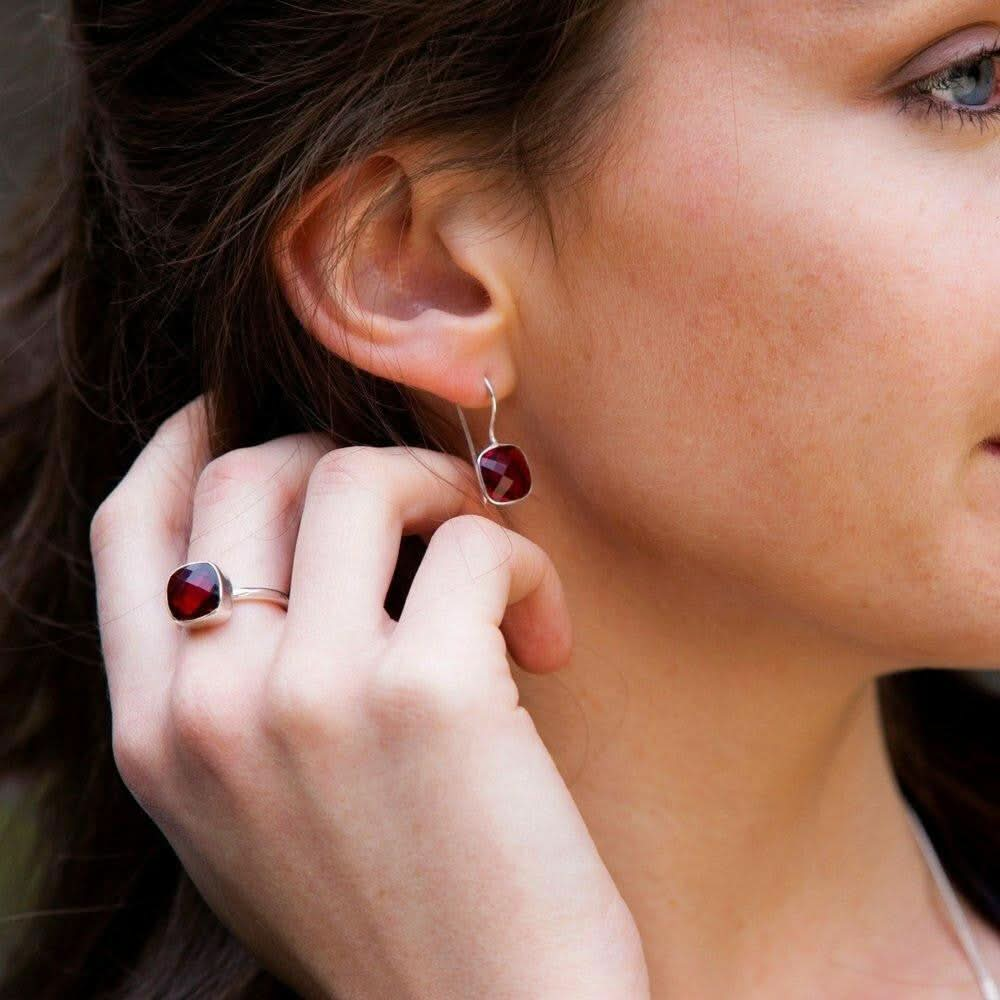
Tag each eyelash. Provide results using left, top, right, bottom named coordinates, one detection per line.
left=896, top=41, right=1000, bottom=133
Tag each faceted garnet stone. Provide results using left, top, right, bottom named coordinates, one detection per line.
left=167, top=561, right=222, bottom=622
left=478, top=444, right=531, bottom=503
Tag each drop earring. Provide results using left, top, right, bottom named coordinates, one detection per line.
left=455, top=375, right=533, bottom=506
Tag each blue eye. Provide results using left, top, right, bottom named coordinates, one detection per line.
left=898, top=44, right=1000, bottom=133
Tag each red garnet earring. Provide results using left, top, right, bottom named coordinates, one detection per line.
left=455, top=375, right=533, bottom=506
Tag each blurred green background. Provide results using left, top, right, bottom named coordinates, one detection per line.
left=0, top=0, right=63, bottom=962
left=0, top=781, right=38, bottom=967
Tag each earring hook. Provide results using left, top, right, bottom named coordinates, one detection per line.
left=483, top=375, right=499, bottom=446
left=455, top=375, right=497, bottom=466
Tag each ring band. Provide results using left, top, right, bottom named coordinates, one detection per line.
left=166, top=560, right=289, bottom=628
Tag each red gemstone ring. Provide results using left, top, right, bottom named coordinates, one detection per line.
left=166, top=560, right=290, bottom=628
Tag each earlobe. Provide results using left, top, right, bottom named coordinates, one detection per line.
left=271, top=149, right=521, bottom=408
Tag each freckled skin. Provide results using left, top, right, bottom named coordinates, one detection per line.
left=390, top=5, right=1000, bottom=992
left=502, top=0, right=1000, bottom=670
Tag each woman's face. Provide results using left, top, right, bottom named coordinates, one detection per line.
left=512, top=0, right=1000, bottom=669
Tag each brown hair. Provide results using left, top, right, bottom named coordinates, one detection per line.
left=0, top=3, right=996, bottom=997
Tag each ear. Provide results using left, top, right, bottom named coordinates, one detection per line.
left=271, top=147, right=527, bottom=409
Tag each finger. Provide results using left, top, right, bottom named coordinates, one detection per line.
left=90, top=394, right=212, bottom=718
left=396, top=514, right=573, bottom=676
left=169, top=433, right=332, bottom=774
left=179, top=432, right=332, bottom=664
left=286, top=446, right=490, bottom=659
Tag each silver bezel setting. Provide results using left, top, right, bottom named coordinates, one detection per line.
left=474, top=442, right=534, bottom=507
left=165, top=560, right=234, bottom=628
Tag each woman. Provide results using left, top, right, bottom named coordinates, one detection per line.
left=1, top=0, right=998, bottom=996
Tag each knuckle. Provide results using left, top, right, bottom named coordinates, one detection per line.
left=194, top=448, right=272, bottom=508
left=437, top=512, right=507, bottom=546
left=160, top=394, right=208, bottom=438
left=365, top=656, right=480, bottom=738
left=89, top=492, right=125, bottom=556
left=168, top=672, right=245, bottom=769
left=111, top=717, right=168, bottom=812
left=306, top=446, right=383, bottom=498
left=262, top=671, right=329, bottom=747
left=431, top=513, right=514, bottom=576
left=261, top=664, right=357, bottom=753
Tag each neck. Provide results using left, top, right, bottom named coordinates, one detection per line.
left=508, top=494, right=977, bottom=997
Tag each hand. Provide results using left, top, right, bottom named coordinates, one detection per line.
left=90, top=394, right=650, bottom=1000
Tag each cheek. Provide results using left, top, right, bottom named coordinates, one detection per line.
left=550, top=99, right=1000, bottom=664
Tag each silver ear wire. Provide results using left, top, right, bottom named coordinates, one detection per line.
left=483, top=375, right=499, bottom=447
left=455, top=376, right=493, bottom=506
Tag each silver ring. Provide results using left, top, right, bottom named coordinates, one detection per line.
left=165, top=560, right=289, bottom=628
